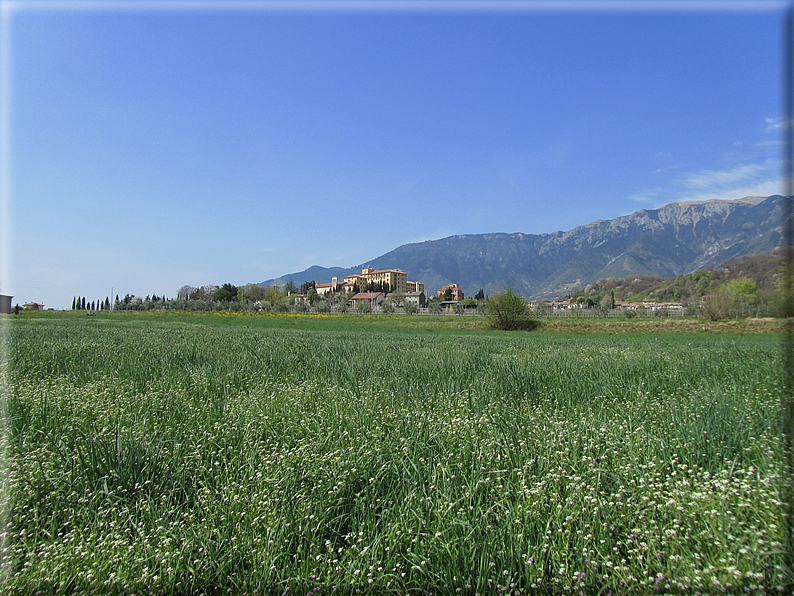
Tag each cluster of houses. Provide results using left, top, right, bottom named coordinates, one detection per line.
left=292, top=268, right=467, bottom=310
left=296, top=268, right=689, bottom=314
left=546, top=298, right=685, bottom=311
left=292, top=268, right=424, bottom=308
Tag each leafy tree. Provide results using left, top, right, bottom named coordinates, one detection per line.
left=484, top=287, right=536, bottom=331
left=389, top=289, right=405, bottom=306
left=283, top=280, right=296, bottom=295
left=474, top=288, right=485, bottom=301
left=264, top=285, right=282, bottom=306
left=214, top=287, right=235, bottom=302
left=306, top=287, right=319, bottom=305
left=356, top=300, right=371, bottom=314
left=215, top=283, right=238, bottom=302
left=442, top=287, right=453, bottom=301
left=241, top=283, right=268, bottom=303
left=381, top=300, right=394, bottom=314
left=703, top=278, right=759, bottom=320
left=404, top=301, right=418, bottom=315
left=533, top=301, right=552, bottom=316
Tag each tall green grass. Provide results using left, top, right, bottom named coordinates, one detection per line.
left=4, top=314, right=787, bottom=593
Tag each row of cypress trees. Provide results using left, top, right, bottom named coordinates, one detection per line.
left=72, top=296, right=111, bottom=311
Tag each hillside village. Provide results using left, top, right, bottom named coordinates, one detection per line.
left=283, top=251, right=784, bottom=320
left=289, top=267, right=686, bottom=315
left=50, top=247, right=784, bottom=319
left=280, top=267, right=485, bottom=313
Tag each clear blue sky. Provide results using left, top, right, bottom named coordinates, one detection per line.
left=3, top=1, right=787, bottom=309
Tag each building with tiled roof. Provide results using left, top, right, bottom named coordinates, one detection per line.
left=343, top=268, right=408, bottom=294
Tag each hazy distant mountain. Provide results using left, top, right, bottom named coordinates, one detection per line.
left=262, top=195, right=783, bottom=299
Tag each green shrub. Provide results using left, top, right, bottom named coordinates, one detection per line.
left=484, top=287, right=536, bottom=330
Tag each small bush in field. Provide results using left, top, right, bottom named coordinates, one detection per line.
left=485, top=287, right=537, bottom=330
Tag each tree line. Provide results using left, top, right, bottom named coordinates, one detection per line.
left=555, top=250, right=789, bottom=319
left=71, top=296, right=111, bottom=311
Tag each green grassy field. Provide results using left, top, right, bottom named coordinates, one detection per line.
left=2, top=311, right=788, bottom=593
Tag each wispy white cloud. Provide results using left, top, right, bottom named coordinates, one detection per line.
left=631, top=155, right=782, bottom=211
left=764, top=116, right=793, bottom=132
left=677, top=178, right=782, bottom=203
left=683, top=159, right=777, bottom=189
left=627, top=193, right=656, bottom=204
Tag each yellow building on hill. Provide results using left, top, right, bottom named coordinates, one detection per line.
left=344, top=268, right=408, bottom=293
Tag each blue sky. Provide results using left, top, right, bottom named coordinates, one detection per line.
left=2, top=1, right=787, bottom=309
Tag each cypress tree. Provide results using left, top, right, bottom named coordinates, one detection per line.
left=72, top=297, right=76, bottom=310
left=81, top=297, right=86, bottom=310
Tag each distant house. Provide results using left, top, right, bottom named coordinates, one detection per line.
left=23, top=302, right=44, bottom=310
left=403, top=291, right=425, bottom=307
left=348, top=292, right=385, bottom=308
left=437, top=284, right=464, bottom=301
left=315, top=276, right=352, bottom=297
left=0, top=295, right=11, bottom=314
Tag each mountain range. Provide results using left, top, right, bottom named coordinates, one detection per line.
left=262, top=195, right=784, bottom=299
